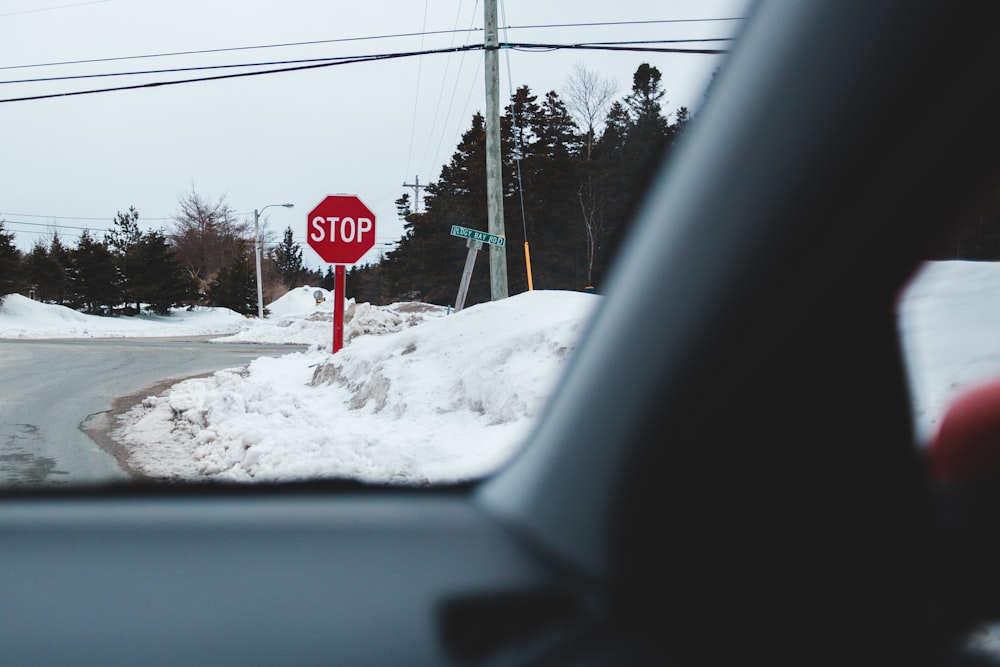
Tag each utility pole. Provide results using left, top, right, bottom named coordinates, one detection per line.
left=402, top=176, right=427, bottom=213
left=484, top=0, right=509, bottom=300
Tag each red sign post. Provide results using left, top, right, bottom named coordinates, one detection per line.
left=307, top=195, right=376, bottom=352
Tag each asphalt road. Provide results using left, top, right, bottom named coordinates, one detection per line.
left=0, top=337, right=305, bottom=487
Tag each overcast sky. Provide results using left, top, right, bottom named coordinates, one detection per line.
left=1, top=0, right=748, bottom=267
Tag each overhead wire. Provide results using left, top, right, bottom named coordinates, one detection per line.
left=0, top=28, right=484, bottom=72
left=403, top=0, right=433, bottom=183
left=0, top=44, right=483, bottom=104
left=418, top=0, right=480, bottom=184
left=0, top=40, right=727, bottom=104
left=504, top=42, right=728, bottom=55
left=0, top=0, right=111, bottom=18
left=1, top=17, right=740, bottom=72
left=2, top=14, right=741, bottom=250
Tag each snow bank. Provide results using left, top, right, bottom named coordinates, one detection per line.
left=215, top=286, right=448, bottom=347
left=8, top=260, right=1000, bottom=486
left=113, top=291, right=599, bottom=484
left=0, top=294, right=249, bottom=338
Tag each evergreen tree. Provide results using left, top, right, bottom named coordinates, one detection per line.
left=0, top=221, right=21, bottom=303
left=106, top=206, right=145, bottom=312
left=207, top=250, right=256, bottom=315
left=519, top=90, right=585, bottom=290
left=71, top=231, right=121, bottom=313
left=395, top=193, right=412, bottom=220
left=22, top=241, right=61, bottom=302
left=590, top=64, right=676, bottom=282
left=320, top=266, right=336, bottom=291
left=380, top=64, right=678, bottom=300
left=132, top=231, right=199, bottom=314
left=346, top=263, right=385, bottom=304
left=273, top=226, right=305, bottom=285
left=106, top=206, right=142, bottom=256
left=47, top=234, right=74, bottom=305
left=383, top=113, right=492, bottom=305
left=670, top=106, right=692, bottom=147
left=625, top=63, right=669, bottom=136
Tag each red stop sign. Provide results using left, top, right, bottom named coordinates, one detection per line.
left=307, top=195, right=377, bottom=264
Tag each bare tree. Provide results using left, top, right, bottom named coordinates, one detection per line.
left=562, top=62, right=617, bottom=160
left=564, top=64, right=617, bottom=284
left=170, top=189, right=251, bottom=289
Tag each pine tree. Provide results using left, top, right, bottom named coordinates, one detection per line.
left=208, top=251, right=256, bottom=315
left=380, top=65, right=678, bottom=300
left=132, top=231, right=199, bottom=314
left=22, top=241, right=60, bottom=302
left=383, top=113, right=492, bottom=306
left=320, top=266, right=336, bottom=291
left=0, top=221, right=21, bottom=304
left=48, top=234, right=73, bottom=305
left=273, top=226, right=305, bottom=286
left=520, top=90, right=585, bottom=290
left=346, top=263, right=385, bottom=304
left=71, top=231, right=121, bottom=314
left=589, top=64, right=676, bottom=282
left=106, top=206, right=145, bottom=312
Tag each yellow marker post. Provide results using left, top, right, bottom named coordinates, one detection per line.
left=524, top=242, right=534, bottom=291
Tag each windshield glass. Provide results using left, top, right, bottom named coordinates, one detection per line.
left=0, top=0, right=747, bottom=487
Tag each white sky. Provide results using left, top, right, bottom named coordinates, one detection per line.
left=0, top=0, right=748, bottom=267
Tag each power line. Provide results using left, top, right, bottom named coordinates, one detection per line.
left=2, top=211, right=169, bottom=221
left=0, top=28, right=482, bottom=73
left=403, top=0, right=433, bottom=181
left=419, top=0, right=481, bottom=179
left=0, top=0, right=111, bottom=18
left=1, top=17, right=742, bottom=72
left=504, top=42, right=728, bottom=55
left=505, top=17, right=742, bottom=30
left=0, top=44, right=483, bottom=104
left=0, top=54, right=399, bottom=86
left=0, top=38, right=731, bottom=88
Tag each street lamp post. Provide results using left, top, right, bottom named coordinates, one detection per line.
left=253, top=203, right=294, bottom=319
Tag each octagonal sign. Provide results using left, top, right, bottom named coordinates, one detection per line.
left=307, top=195, right=376, bottom=264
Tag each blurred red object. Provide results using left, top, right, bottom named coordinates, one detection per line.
left=928, top=381, right=1000, bottom=485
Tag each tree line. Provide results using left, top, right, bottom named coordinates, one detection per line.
left=0, top=191, right=325, bottom=314
left=348, top=62, right=691, bottom=307
left=7, top=60, right=995, bottom=316
left=0, top=62, right=695, bottom=314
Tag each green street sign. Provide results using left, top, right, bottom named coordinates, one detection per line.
left=450, top=225, right=506, bottom=247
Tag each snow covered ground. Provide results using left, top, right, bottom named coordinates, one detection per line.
left=115, top=290, right=593, bottom=484
left=1, top=262, right=1000, bottom=484
left=0, top=292, right=250, bottom=338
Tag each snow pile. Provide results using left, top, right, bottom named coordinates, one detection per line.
left=0, top=294, right=250, bottom=338
left=0, top=286, right=445, bottom=345
left=7, top=260, right=1000, bottom=486
left=113, top=291, right=598, bottom=484
left=216, top=286, right=448, bottom=347
left=898, top=261, right=1000, bottom=441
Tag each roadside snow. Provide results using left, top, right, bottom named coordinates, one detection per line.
left=113, top=291, right=595, bottom=483
left=4, top=261, right=1000, bottom=485
left=216, top=286, right=448, bottom=347
left=0, top=293, right=249, bottom=338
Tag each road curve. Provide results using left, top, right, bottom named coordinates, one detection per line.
left=0, top=337, right=305, bottom=487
